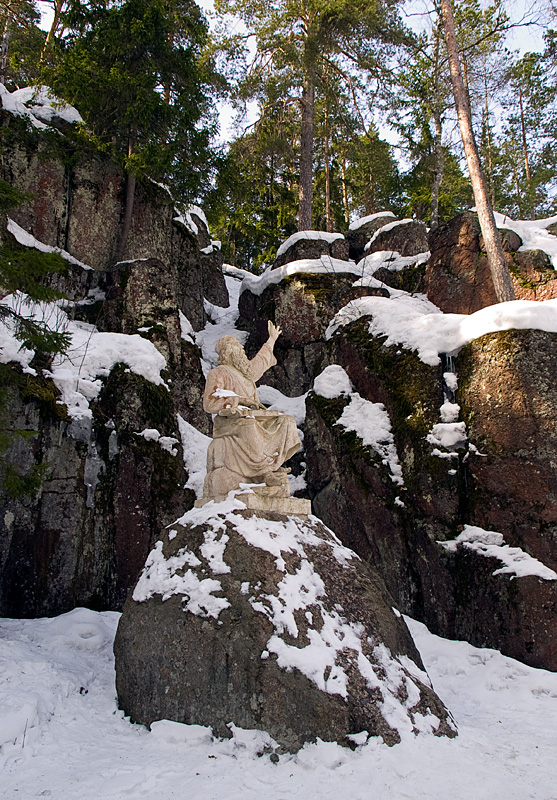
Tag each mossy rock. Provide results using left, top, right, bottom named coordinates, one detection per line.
left=0, top=363, right=69, bottom=422
left=93, top=364, right=174, bottom=433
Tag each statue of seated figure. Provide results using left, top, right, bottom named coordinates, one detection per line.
left=201, top=322, right=301, bottom=500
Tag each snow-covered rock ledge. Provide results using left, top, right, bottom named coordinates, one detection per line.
left=326, top=297, right=557, bottom=366
left=439, top=525, right=557, bottom=581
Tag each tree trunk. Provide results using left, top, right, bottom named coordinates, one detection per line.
left=518, top=84, right=533, bottom=219
left=298, top=70, right=315, bottom=231
left=430, top=112, right=445, bottom=229
left=40, top=0, right=65, bottom=63
left=483, top=54, right=495, bottom=208
left=0, top=11, right=12, bottom=85
left=114, top=130, right=137, bottom=264
left=514, top=165, right=521, bottom=202
left=324, top=105, right=332, bottom=232
left=269, top=151, right=275, bottom=206
left=341, top=156, right=349, bottom=225
left=439, top=0, right=515, bottom=303
left=430, top=28, right=444, bottom=229
left=518, top=86, right=531, bottom=184
left=367, top=164, right=376, bottom=215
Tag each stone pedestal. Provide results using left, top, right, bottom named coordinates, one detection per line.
left=195, top=492, right=311, bottom=516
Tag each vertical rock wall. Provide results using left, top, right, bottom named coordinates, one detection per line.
left=0, top=111, right=225, bottom=616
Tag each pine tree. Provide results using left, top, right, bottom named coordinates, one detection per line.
left=215, top=0, right=408, bottom=230
left=490, top=47, right=557, bottom=218
left=439, top=0, right=514, bottom=303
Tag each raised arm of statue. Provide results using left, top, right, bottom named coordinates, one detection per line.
left=248, top=322, right=282, bottom=382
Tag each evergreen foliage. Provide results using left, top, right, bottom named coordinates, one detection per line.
left=206, top=125, right=298, bottom=272
left=1, top=0, right=556, bottom=270
left=0, top=179, right=70, bottom=356
left=0, top=0, right=44, bottom=89
left=490, top=44, right=557, bottom=218
left=402, top=149, right=473, bottom=223
left=213, top=0, right=410, bottom=234
left=44, top=0, right=219, bottom=196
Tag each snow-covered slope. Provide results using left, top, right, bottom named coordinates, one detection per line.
left=1, top=608, right=556, bottom=799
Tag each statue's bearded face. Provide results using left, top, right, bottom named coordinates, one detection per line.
left=217, top=338, right=252, bottom=378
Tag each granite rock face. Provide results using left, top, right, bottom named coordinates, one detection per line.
left=238, top=273, right=385, bottom=396
left=457, top=329, right=557, bottom=572
left=0, top=110, right=228, bottom=325
left=114, top=503, right=456, bottom=751
left=0, top=112, right=221, bottom=615
left=425, top=212, right=557, bottom=313
left=304, top=320, right=457, bottom=630
left=0, top=364, right=191, bottom=616
left=302, top=318, right=557, bottom=670
left=345, top=214, right=397, bottom=261
left=366, top=221, right=429, bottom=258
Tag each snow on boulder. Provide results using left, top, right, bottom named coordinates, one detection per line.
left=314, top=365, right=404, bottom=486
left=313, top=364, right=353, bottom=399
left=114, top=500, right=456, bottom=751
left=241, top=256, right=364, bottom=297
left=365, top=220, right=429, bottom=258
left=326, top=295, right=557, bottom=367
left=273, top=230, right=349, bottom=269
left=1, top=85, right=83, bottom=130
left=439, top=525, right=557, bottom=581
left=346, top=212, right=397, bottom=261
left=7, top=218, right=91, bottom=269
left=348, top=212, right=397, bottom=232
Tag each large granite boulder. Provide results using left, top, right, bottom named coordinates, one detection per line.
left=345, top=213, right=397, bottom=261
left=114, top=500, right=456, bottom=751
left=426, top=213, right=557, bottom=313
left=273, top=231, right=349, bottom=268
left=366, top=220, right=429, bottom=258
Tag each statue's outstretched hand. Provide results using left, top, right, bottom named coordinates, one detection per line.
left=268, top=320, right=282, bottom=345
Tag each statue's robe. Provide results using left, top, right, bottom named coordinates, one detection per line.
left=202, top=343, right=301, bottom=497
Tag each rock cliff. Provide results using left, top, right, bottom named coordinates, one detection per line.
left=1, top=102, right=556, bottom=680
left=0, top=107, right=226, bottom=616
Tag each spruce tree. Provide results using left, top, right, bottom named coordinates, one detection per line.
left=46, top=0, right=218, bottom=259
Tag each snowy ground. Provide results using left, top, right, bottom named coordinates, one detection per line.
left=2, top=608, right=556, bottom=800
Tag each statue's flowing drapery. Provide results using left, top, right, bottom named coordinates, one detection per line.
left=202, top=343, right=301, bottom=496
